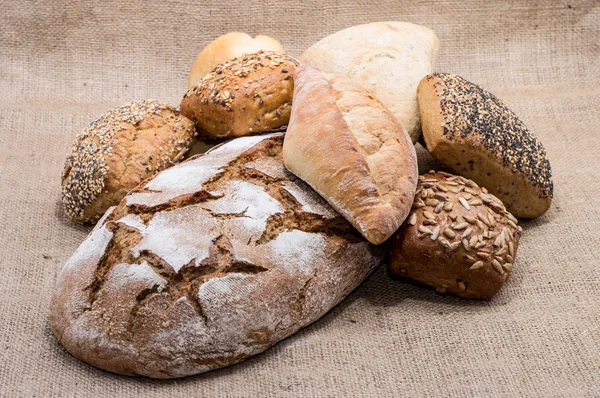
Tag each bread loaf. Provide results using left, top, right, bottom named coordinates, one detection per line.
left=61, top=100, right=196, bottom=223
left=181, top=51, right=298, bottom=139
left=388, top=171, right=522, bottom=300
left=188, top=32, right=284, bottom=88
left=417, top=73, right=553, bottom=218
left=51, top=133, right=387, bottom=378
left=300, top=22, right=439, bottom=143
left=283, top=66, right=418, bottom=245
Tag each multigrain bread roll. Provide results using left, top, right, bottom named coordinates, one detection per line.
left=61, top=100, right=196, bottom=223
left=283, top=66, right=418, bottom=245
left=388, top=171, right=522, bottom=300
left=181, top=51, right=299, bottom=139
left=188, top=32, right=284, bottom=88
left=417, top=73, right=553, bottom=218
left=300, top=21, right=439, bottom=144
left=51, top=133, right=387, bottom=378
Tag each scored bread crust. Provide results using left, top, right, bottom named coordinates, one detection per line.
left=187, top=32, right=284, bottom=88
left=300, top=21, right=439, bottom=144
left=61, top=100, right=196, bottom=223
left=181, top=51, right=299, bottom=140
left=283, top=65, right=418, bottom=245
left=388, top=171, right=522, bottom=300
left=417, top=73, right=553, bottom=218
left=51, top=133, right=387, bottom=378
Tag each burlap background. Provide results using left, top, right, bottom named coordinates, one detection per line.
left=1, top=0, right=598, bottom=396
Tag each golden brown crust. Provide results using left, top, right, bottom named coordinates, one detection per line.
left=180, top=51, right=298, bottom=140
left=283, top=65, right=418, bottom=245
left=187, top=32, right=284, bottom=89
left=61, top=100, right=196, bottom=223
left=417, top=73, right=553, bottom=218
left=388, top=171, right=522, bottom=300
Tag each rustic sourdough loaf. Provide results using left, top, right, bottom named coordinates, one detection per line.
left=417, top=73, right=553, bottom=218
left=300, top=22, right=439, bottom=143
left=51, top=133, right=387, bottom=378
left=188, top=32, right=284, bottom=88
left=283, top=66, right=418, bottom=245
left=181, top=51, right=298, bottom=139
left=61, top=100, right=196, bottom=223
left=388, top=171, right=522, bottom=300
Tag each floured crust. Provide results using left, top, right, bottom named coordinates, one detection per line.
left=388, top=171, right=522, bottom=300
left=51, top=133, right=387, bottom=378
left=283, top=66, right=418, bottom=245
left=61, top=100, right=196, bottom=223
left=300, top=21, right=439, bottom=143
left=181, top=51, right=299, bottom=139
left=417, top=73, right=553, bottom=218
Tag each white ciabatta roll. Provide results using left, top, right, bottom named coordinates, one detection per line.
left=300, top=22, right=439, bottom=143
left=51, top=133, right=387, bottom=378
left=417, top=73, right=553, bottom=218
left=283, top=66, right=418, bottom=245
left=188, top=32, right=284, bottom=88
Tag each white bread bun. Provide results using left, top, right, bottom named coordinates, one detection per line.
left=187, top=32, right=284, bottom=88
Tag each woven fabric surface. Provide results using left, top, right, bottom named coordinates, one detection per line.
left=0, top=0, right=598, bottom=396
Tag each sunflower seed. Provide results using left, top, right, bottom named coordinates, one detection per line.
left=476, top=220, right=488, bottom=231
left=457, top=281, right=466, bottom=291
left=430, top=227, right=440, bottom=241
left=469, top=235, right=478, bottom=247
left=420, top=189, right=429, bottom=199
left=438, top=238, right=451, bottom=248
left=488, top=231, right=498, bottom=239
left=418, top=226, right=432, bottom=234
left=506, top=254, right=514, bottom=263
left=408, top=213, right=417, bottom=225
left=507, top=219, right=518, bottom=230
left=422, top=182, right=435, bottom=188
left=494, top=231, right=505, bottom=247
left=425, top=198, right=439, bottom=207
left=412, top=199, right=425, bottom=209
left=506, top=212, right=518, bottom=224
left=423, top=219, right=437, bottom=225
left=423, top=211, right=436, bottom=220
left=502, top=263, right=513, bottom=273
left=480, top=194, right=492, bottom=204
left=453, top=222, right=469, bottom=230
left=496, top=245, right=508, bottom=256
left=435, top=202, right=444, bottom=213
left=470, top=261, right=484, bottom=270
left=475, top=241, right=486, bottom=248
left=443, top=229, right=456, bottom=239
left=434, top=193, right=449, bottom=201
left=451, top=188, right=460, bottom=194
left=445, top=181, right=459, bottom=187
left=491, top=259, right=503, bottom=274
left=488, top=212, right=497, bottom=227
left=464, top=215, right=477, bottom=224
left=459, top=197, right=471, bottom=210
left=438, top=171, right=453, bottom=177
left=449, top=241, right=461, bottom=251
left=463, top=193, right=473, bottom=201
left=436, top=184, right=449, bottom=193
left=508, top=242, right=515, bottom=257
left=469, top=199, right=483, bottom=206
left=478, top=212, right=490, bottom=226
left=462, top=238, right=471, bottom=251
left=461, top=227, right=473, bottom=239
left=465, top=254, right=476, bottom=263
left=464, top=187, right=478, bottom=195
left=482, top=187, right=488, bottom=193
left=444, top=202, right=454, bottom=212
left=477, top=251, right=490, bottom=259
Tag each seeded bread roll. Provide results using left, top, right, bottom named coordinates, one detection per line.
left=283, top=65, right=418, bottom=245
left=300, top=21, right=439, bottom=144
left=388, top=171, right=522, bottom=300
left=181, top=51, right=299, bottom=140
left=51, top=133, right=387, bottom=378
left=61, top=100, right=196, bottom=223
left=417, top=73, right=553, bottom=218
left=188, top=32, right=284, bottom=89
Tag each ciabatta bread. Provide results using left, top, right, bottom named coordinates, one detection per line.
left=300, top=22, right=439, bottom=143
left=283, top=66, right=418, bottom=245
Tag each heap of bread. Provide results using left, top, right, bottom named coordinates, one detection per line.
left=52, top=24, right=553, bottom=378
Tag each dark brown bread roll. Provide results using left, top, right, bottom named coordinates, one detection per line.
left=61, top=100, right=196, bottom=223
left=181, top=51, right=299, bottom=139
left=417, top=73, right=553, bottom=218
left=388, top=171, right=522, bottom=300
